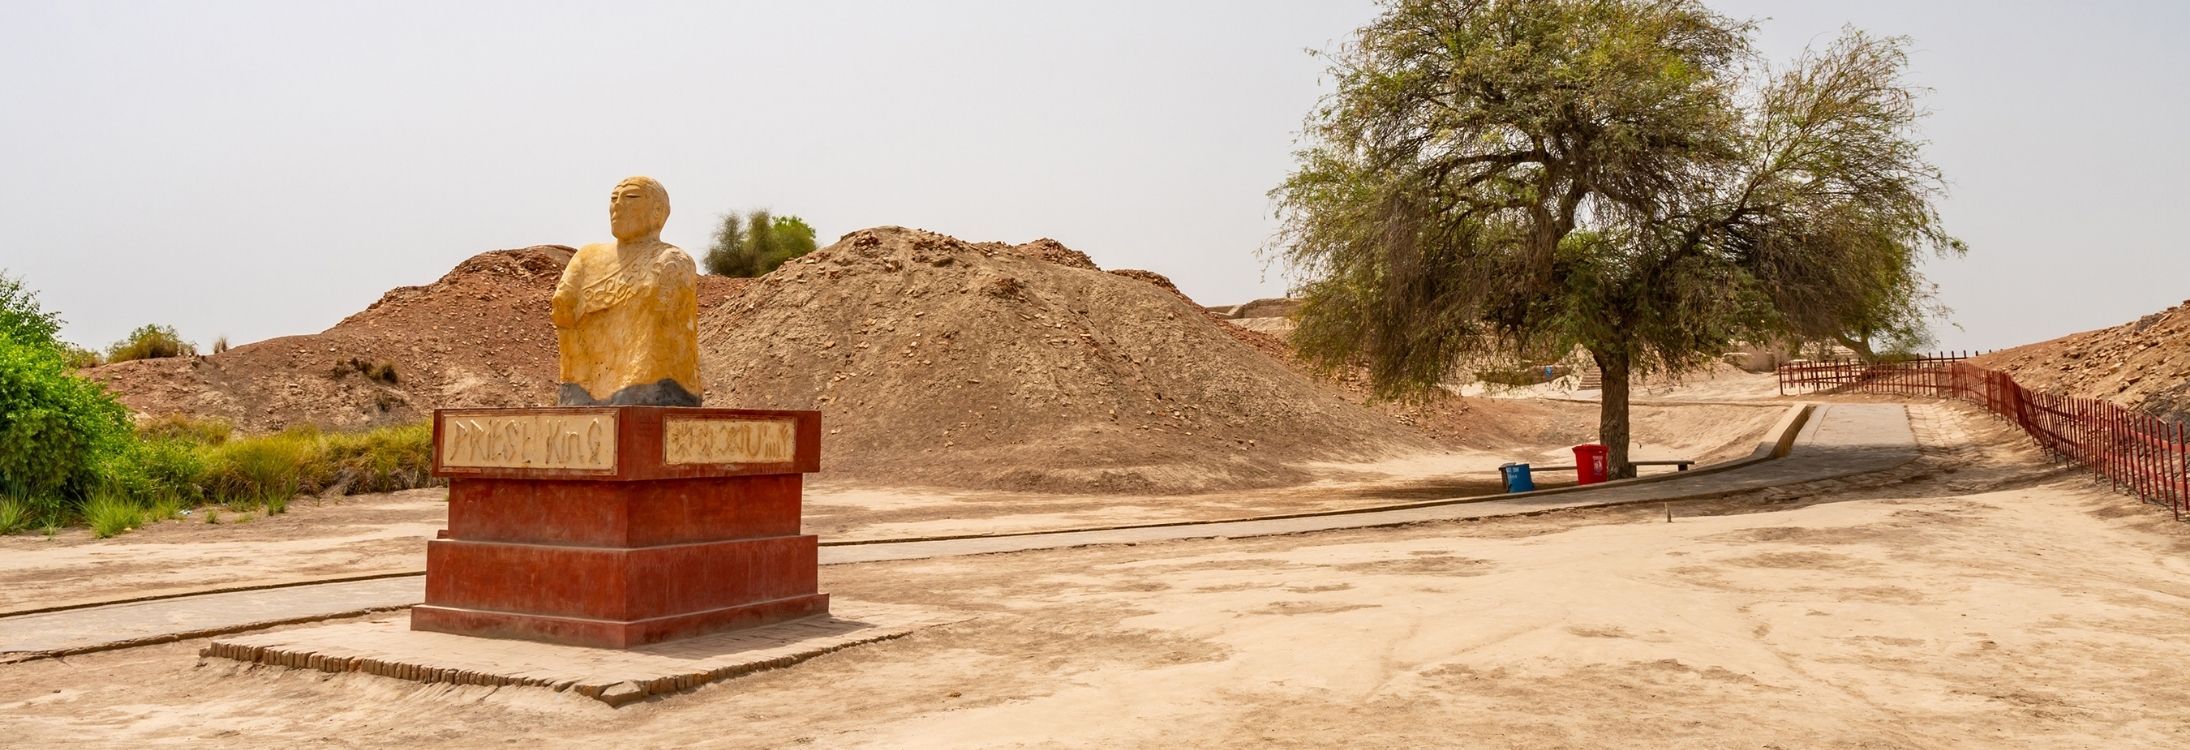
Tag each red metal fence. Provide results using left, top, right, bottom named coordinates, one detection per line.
left=1779, top=354, right=2189, bottom=520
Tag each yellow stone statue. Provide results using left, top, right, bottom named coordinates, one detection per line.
left=551, top=176, right=703, bottom=407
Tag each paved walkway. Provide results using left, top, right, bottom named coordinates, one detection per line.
left=0, top=404, right=1916, bottom=661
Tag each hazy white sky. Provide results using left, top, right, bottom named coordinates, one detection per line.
left=2, top=1, right=2184, bottom=354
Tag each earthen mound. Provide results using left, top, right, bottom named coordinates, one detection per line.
left=1974, top=301, right=2190, bottom=422
left=698, top=227, right=1435, bottom=493
left=89, top=246, right=749, bottom=433
left=977, top=238, right=1099, bottom=270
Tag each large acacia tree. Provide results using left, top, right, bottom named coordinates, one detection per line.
left=1276, top=0, right=1961, bottom=476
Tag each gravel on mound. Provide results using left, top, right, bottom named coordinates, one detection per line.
left=89, top=245, right=750, bottom=433
left=699, top=226, right=1437, bottom=494
left=1974, top=300, right=2190, bottom=422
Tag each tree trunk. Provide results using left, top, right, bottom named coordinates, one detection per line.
left=1593, top=347, right=1635, bottom=479
left=1833, top=332, right=1878, bottom=362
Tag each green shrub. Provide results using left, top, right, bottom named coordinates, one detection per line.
left=198, top=423, right=437, bottom=508
left=61, top=343, right=103, bottom=369
left=0, top=271, right=63, bottom=350
left=316, top=423, right=435, bottom=494
left=110, top=438, right=210, bottom=507
left=137, top=415, right=232, bottom=445
left=83, top=492, right=141, bottom=538
left=704, top=210, right=820, bottom=277
left=107, top=324, right=196, bottom=363
left=0, top=335, right=134, bottom=503
left=202, top=431, right=310, bottom=510
left=0, top=496, right=30, bottom=535
left=147, top=495, right=185, bottom=524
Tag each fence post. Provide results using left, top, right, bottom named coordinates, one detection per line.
left=2147, top=414, right=2160, bottom=504
left=2075, top=397, right=2086, bottom=474
left=2116, top=406, right=2127, bottom=495
left=2150, top=415, right=2162, bottom=504
left=2139, top=414, right=2152, bottom=503
left=2109, top=403, right=2119, bottom=492
left=2132, top=412, right=2144, bottom=502
left=2091, top=399, right=2103, bottom=482
left=2107, top=404, right=2118, bottom=492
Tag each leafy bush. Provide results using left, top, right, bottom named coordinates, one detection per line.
left=0, top=335, right=134, bottom=502
left=112, top=438, right=211, bottom=507
left=82, top=492, right=141, bottom=538
left=0, top=271, right=63, bottom=349
left=107, top=324, right=196, bottom=363
left=704, top=210, right=820, bottom=277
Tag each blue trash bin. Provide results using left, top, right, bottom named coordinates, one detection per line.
left=1499, top=462, right=1536, bottom=493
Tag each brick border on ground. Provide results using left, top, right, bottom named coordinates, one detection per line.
left=201, top=601, right=965, bottom=707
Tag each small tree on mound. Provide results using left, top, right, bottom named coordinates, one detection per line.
left=107, top=324, right=196, bottom=363
left=704, top=210, right=820, bottom=277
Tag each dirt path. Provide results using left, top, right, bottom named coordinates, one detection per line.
left=0, top=404, right=1784, bottom=612
left=4, top=404, right=2187, bottom=747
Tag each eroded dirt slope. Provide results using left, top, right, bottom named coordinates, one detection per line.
left=1974, top=300, right=2190, bottom=422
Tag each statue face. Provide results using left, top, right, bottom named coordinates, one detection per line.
left=609, top=178, right=669, bottom=241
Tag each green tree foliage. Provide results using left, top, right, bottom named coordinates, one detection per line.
left=1275, top=0, right=1960, bottom=476
left=0, top=273, right=135, bottom=518
left=0, top=334, right=134, bottom=508
left=107, top=323, right=197, bottom=363
left=704, top=213, right=745, bottom=276
left=0, top=271, right=64, bottom=350
left=60, top=344, right=103, bottom=369
left=704, top=210, right=821, bottom=277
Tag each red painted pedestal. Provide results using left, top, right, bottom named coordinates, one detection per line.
left=413, top=406, right=827, bottom=649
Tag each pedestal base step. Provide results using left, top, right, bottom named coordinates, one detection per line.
left=202, top=601, right=967, bottom=707
left=412, top=593, right=829, bottom=649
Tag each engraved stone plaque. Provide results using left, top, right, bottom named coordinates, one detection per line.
left=663, top=416, right=798, bottom=466
left=439, top=412, right=618, bottom=472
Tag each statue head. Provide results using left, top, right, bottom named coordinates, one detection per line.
left=608, top=176, right=671, bottom=242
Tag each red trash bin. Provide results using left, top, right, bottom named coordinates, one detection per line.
left=1573, top=444, right=1610, bottom=485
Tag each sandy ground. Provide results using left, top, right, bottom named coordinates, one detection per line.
left=0, top=491, right=444, bottom=614
left=5, top=403, right=2190, bottom=748
left=0, top=404, right=1784, bottom=611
